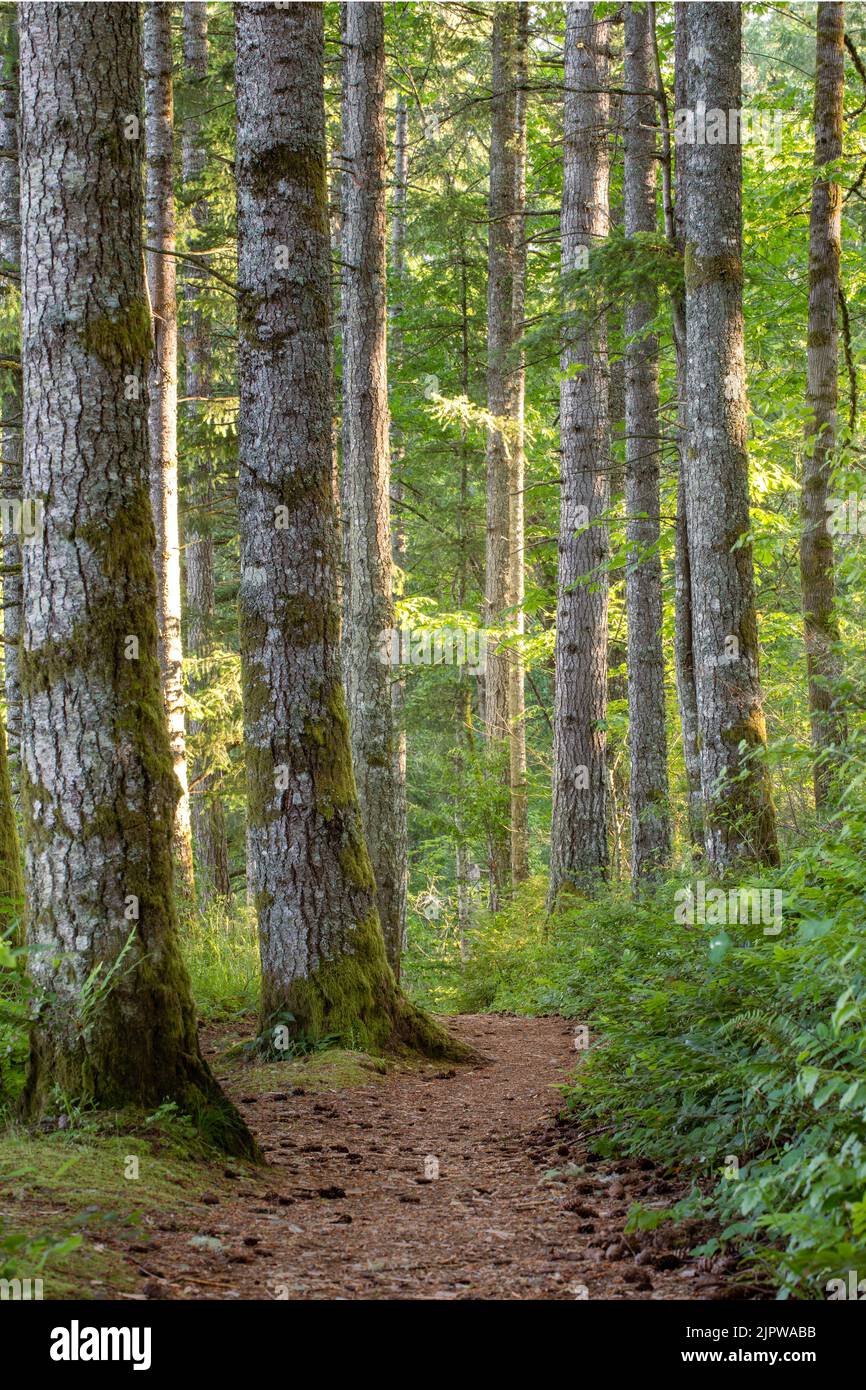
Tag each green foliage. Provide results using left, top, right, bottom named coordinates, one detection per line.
left=434, top=794, right=866, bottom=1299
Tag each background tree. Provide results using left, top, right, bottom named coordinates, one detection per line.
left=484, top=2, right=519, bottom=909
left=800, top=0, right=847, bottom=809
left=669, top=0, right=704, bottom=853
left=683, top=0, right=779, bottom=870
left=341, top=0, right=405, bottom=979
left=180, top=0, right=231, bottom=901
left=548, top=1, right=611, bottom=904
left=144, top=1, right=194, bottom=896
left=509, top=0, right=530, bottom=886
left=624, top=0, right=671, bottom=882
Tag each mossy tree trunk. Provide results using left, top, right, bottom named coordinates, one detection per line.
left=181, top=0, right=231, bottom=901
left=623, top=1, right=671, bottom=883
left=17, top=0, right=255, bottom=1155
left=340, top=1, right=406, bottom=980
left=548, top=2, right=611, bottom=907
left=801, top=1, right=847, bottom=809
left=0, top=7, right=21, bottom=800
left=0, top=717, right=22, bottom=942
left=144, top=2, right=195, bottom=899
left=235, top=2, right=465, bottom=1060
left=388, top=90, right=409, bottom=974
left=682, top=2, right=779, bottom=871
left=670, top=1, right=704, bottom=855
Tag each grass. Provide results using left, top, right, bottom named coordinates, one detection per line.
left=0, top=1103, right=259, bottom=1298
left=180, top=897, right=260, bottom=1019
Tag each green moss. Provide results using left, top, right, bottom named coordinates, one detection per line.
left=310, top=683, right=358, bottom=823
left=0, top=721, right=23, bottom=944
left=19, top=490, right=259, bottom=1159
left=246, top=144, right=328, bottom=234
left=81, top=299, right=152, bottom=368
left=271, top=910, right=473, bottom=1063
left=684, top=244, right=743, bottom=292
left=0, top=1117, right=260, bottom=1298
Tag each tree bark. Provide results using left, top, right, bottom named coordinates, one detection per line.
left=389, top=91, right=409, bottom=971
left=485, top=2, right=518, bottom=910
left=509, top=0, right=530, bottom=886
left=17, top=0, right=254, bottom=1153
left=548, top=2, right=610, bottom=905
left=683, top=2, right=779, bottom=871
left=624, top=1, right=671, bottom=883
left=144, top=2, right=195, bottom=898
left=340, top=1, right=405, bottom=979
left=235, top=2, right=462, bottom=1058
left=0, top=716, right=22, bottom=942
left=181, top=0, right=231, bottom=901
left=801, top=0, right=846, bottom=808
left=667, top=1, right=704, bottom=853
left=0, top=10, right=21, bottom=794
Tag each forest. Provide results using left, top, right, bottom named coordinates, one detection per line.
left=0, top=0, right=865, bottom=1324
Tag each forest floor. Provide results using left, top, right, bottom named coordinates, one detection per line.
left=1, top=1013, right=765, bottom=1300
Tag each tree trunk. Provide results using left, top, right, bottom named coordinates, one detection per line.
left=683, top=2, right=779, bottom=871
left=17, top=0, right=254, bottom=1153
left=509, top=0, right=530, bottom=886
left=0, top=11, right=21, bottom=795
left=548, top=2, right=610, bottom=906
left=485, top=2, right=518, bottom=910
left=235, top=2, right=462, bottom=1059
left=0, top=717, right=22, bottom=942
left=0, top=9, right=22, bottom=942
left=669, top=1, right=703, bottom=852
left=388, top=89, right=409, bottom=976
left=181, top=0, right=231, bottom=901
left=624, top=1, right=671, bottom=883
left=801, top=0, right=846, bottom=809
left=340, top=1, right=405, bottom=979
left=144, top=2, right=195, bottom=898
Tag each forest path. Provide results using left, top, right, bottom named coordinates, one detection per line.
left=133, top=1015, right=739, bottom=1300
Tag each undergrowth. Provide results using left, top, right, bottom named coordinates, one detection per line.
left=406, top=815, right=866, bottom=1299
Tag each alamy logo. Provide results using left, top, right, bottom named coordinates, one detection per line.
left=826, top=1270, right=866, bottom=1300
left=378, top=625, right=487, bottom=675
left=674, top=880, right=783, bottom=936
left=0, top=496, right=43, bottom=541
left=0, top=1277, right=43, bottom=1299
left=672, top=103, right=784, bottom=152
left=49, top=1320, right=152, bottom=1372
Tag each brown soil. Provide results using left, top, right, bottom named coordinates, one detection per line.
left=109, top=1014, right=758, bottom=1301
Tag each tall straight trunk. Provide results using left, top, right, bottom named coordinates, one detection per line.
left=484, top=2, right=518, bottom=910
left=387, top=88, right=409, bottom=975
left=0, top=8, right=22, bottom=941
left=181, top=1, right=231, bottom=901
left=454, top=240, right=475, bottom=957
left=801, top=0, right=846, bottom=808
left=144, top=2, right=194, bottom=898
left=340, top=1, right=405, bottom=979
left=548, top=2, right=610, bottom=906
left=0, top=11, right=21, bottom=793
left=669, top=1, right=703, bottom=851
left=235, top=2, right=460, bottom=1058
left=17, top=1, right=253, bottom=1153
left=509, top=0, right=530, bottom=885
left=683, top=2, right=779, bottom=871
left=623, top=1, right=670, bottom=882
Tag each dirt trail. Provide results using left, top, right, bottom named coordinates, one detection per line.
left=125, top=1015, right=747, bottom=1300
